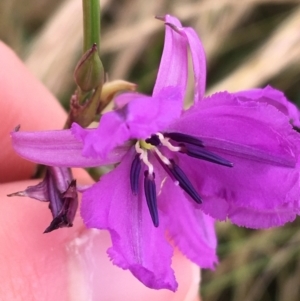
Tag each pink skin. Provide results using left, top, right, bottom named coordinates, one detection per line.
left=0, top=42, right=201, bottom=300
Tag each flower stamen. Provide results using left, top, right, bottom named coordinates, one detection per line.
left=165, top=132, right=204, bottom=147
left=135, top=141, right=154, bottom=174
left=154, top=147, right=171, bottom=166
left=167, top=159, right=202, bottom=204
left=144, top=170, right=159, bottom=227
left=132, top=141, right=160, bottom=227
left=165, top=132, right=233, bottom=167
left=156, top=133, right=181, bottom=152
left=130, top=154, right=142, bottom=195
left=182, top=144, right=233, bottom=167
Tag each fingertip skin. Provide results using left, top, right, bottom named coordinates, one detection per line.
left=1, top=180, right=201, bottom=301
left=0, top=42, right=66, bottom=183
left=0, top=180, right=75, bottom=301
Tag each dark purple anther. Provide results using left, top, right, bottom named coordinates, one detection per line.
left=130, top=154, right=142, bottom=195
left=168, top=160, right=202, bottom=204
left=293, top=126, right=300, bottom=133
left=184, top=144, right=233, bottom=167
left=144, top=171, right=159, bottom=227
left=145, top=134, right=161, bottom=146
left=165, top=132, right=204, bottom=147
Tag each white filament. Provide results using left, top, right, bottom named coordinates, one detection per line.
left=156, top=132, right=181, bottom=152
left=135, top=141, right=154, bottom=175
left=154, top=147, right=171, bottom=166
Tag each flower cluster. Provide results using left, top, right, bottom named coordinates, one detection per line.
left=11, top=15, right=300, bottom=290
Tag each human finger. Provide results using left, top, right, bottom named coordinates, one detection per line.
left=0, top=42, right=66, bottom=182
left=1, top=173, right=201, bottom=300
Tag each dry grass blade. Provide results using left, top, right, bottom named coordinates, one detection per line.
left=184, top=2, right=254, bottom=107
left=278, top=259, right=300, bottom=301
left=25, top=0, right=111, bottom=99
left=243, top=231, right=300, bottom=301
left=106, top=0, right=167, bottom=80
left=194, top=4, right=252, bottom=62
left=208, top=5, right=300, bottom=94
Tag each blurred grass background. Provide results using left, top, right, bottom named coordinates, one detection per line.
left=1, top=0, right=300, bottom=300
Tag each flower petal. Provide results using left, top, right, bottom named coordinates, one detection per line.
left=167, top=91, right=300, bottom=228
left=154, top=15, right=206, bottom=102
left=72, top=113, right=131, bottom=160
left=171, top=91, right=300, bottom=167
left=81, top=149, right=177, bottom=290
left=77, top=88, right=183, bottom=159
left=125, top=87, right=182, bottom=138
left=228, top=201, right=300, bottom=229
left=11, top=129, right=125, bottom=167
left=159, top=176, right=218, bottom=269
left=234, top=85, right=300, bottom=127
left=153, top=15, right=187, bottom=99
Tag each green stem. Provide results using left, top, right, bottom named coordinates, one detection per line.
left=82, top=0, right=100, bottom=53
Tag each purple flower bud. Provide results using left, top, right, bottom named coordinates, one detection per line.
left=44, top=179, right=78, bottom=233
left=8, top=167, right=78, bottom=233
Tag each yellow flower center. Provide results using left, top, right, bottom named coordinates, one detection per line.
left=139, top=139, right=154, bottom=150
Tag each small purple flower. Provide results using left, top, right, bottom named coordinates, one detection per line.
left=8, top=166, right=78, bottom=233
left=11, top=15, right=300, bottom=290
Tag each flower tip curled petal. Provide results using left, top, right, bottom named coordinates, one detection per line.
left=152, top=15, right=188, bottom=100
left=154, top=15, right=206, bottom=103
left=182, top=27, right=207, bottom=103
left=159, top=14, right=183, bottom=26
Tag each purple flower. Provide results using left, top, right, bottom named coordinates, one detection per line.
left=8, top=166, right=78, bottom=233
left=11, top=15, right=300, bottom=290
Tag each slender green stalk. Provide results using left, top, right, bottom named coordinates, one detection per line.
left=82, top=0, right=101, bottom=53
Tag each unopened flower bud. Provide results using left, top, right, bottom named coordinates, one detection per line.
left=74, top=43, right=104, bottom=92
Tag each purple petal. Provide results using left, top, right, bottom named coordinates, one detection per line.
left=44, top=178, right=78, bottom=233
left=153, top=15, right=187, bottom=99
left=72, top=114, right=131, bottom=160
left=228, top=202, right=299, bottom=229
left=78, top=87, right=182, bottom=159
left=171, top=91, right=299, bottom=167
left=234, top=85, right=300, bottom=127
left=125, top=87, right=182, bottom=138
left=8, top=166, right=78, bottom=233
left=154, top=15, right=206, bottom=102
left=12, top=128, right=127, bottom=167
left=167, top=92, right=300, bottom=228
left=81, top=149, right=177, bottom=290
left=159, top=176, right=218, bottom=268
